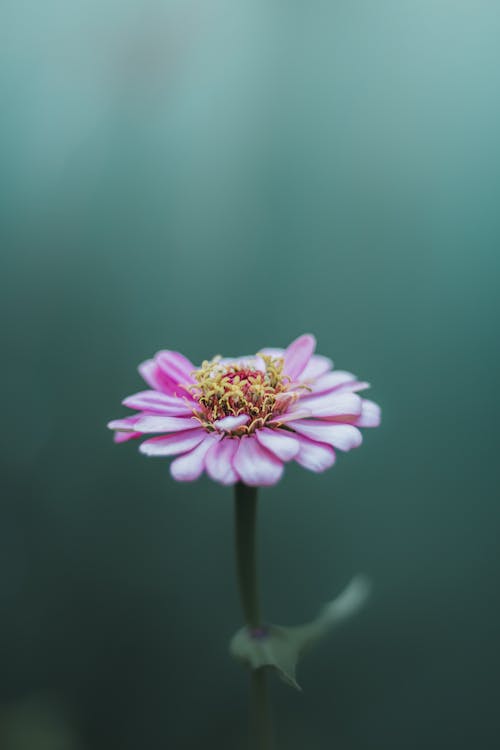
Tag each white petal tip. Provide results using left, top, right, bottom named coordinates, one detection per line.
left=214, top=414, right=250, bottom=432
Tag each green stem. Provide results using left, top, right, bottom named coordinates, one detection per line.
left=250, top=669, right=274, bottom=750
left=234, top=482, right=275, bottom=750
left=234, top=482, right=260, bottom=627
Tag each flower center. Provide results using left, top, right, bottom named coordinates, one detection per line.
left=190, top=354, right=290, bottom=427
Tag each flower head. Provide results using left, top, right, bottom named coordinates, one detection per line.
left=108, top=334, right=381, bottom=486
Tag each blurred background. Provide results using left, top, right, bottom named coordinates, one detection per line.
left=1, top=1, right=499, bottom=748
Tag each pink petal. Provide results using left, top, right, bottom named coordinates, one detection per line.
left=114, top=430, right=141, bottom=443
left=233, top=436, right=284, bottom=486
left=205, top=438, right=239, bottom=485
left=139, top=428, right=207, bottom=456
left=107, top=417, right=141, bottom=432
left=255, top=428, right=300, bottom=462
left=122, top=390, right=194, bottom=415
left=220, top=355, right=253, bottom=367
left=213, top=414, right=250, bottom=432
left=306, top=370, right=358, bottom=395
left=288, top=420, right=363, bottom=451
left=268, top=408, right=313, bottom=425
left=283, top=334, right=316, bottom=381
left=295, top=392, right=362, bottom=420
left=331, top=380, right=370, bottom=395
left=156, top=350, right=196, bottom=385
left=109, top=415, right=142, bottom=442
left=353, top=400, right=381, bottom=427
left=132, top=415, right=200, bottom=434
left=138, top=359, right=178, bottom=394
left=170, top=434, right=220, bottom=481
left=259, top=347, right=284, bottom=358
left=300, top=354, right=333, bottom=382
left=295, top=435, right=336, bottom=472
left=220, top=355, right=266, bottom=371
left=253, top=356, right=267, bottom=373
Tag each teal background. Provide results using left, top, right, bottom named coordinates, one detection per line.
left=1, top=1, right=499, bottom=748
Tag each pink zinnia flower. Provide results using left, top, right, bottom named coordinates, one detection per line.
left=108, top=334, right=380, bottom=486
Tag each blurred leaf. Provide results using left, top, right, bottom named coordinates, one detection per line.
left=230, top=575, right=371, bottom=690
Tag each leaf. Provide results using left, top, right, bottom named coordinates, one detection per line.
left=229, top=575, right=371, bottom=690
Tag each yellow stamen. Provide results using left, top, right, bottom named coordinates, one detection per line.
left=188, top=353, right=295, bottom=431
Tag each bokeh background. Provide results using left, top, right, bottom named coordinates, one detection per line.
left=1, top=1, right=499, bottom=748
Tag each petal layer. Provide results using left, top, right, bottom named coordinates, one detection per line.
left=255, top=428, right=300, bottom=462
left=300, top=354, right=333, bottom=381
left=283, top=334, right=316, bottom=380
left=156, top=350, right=196, bottom=385
left=233, top=436, right=284, bottom=486
left=170, top=434, right=220, bottom=481
left=139, top=429, right=207, bottom=456
left=354, top=400, right=381, bottom=427
left=114, top=430, right=141, bottom=443
left=295, top=435, right=336, bottom=472
left=306, top=371, right=358, bottom=395
left=214, top=414, right=250, bottom=432
left=133, top=415, right=200, bottom=434
left=288, top=420, right=362, bottom=451
left=259, top=347, right=284, bottom=358
left=295, top=392, right=362, bottom=420
left=108, top=417, right=141, bottom=432
left=205, top=438, right=239, bottom=485
left=138, top=359, right=178, bottom=394
left=122, top=390, right=193, bottom=415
